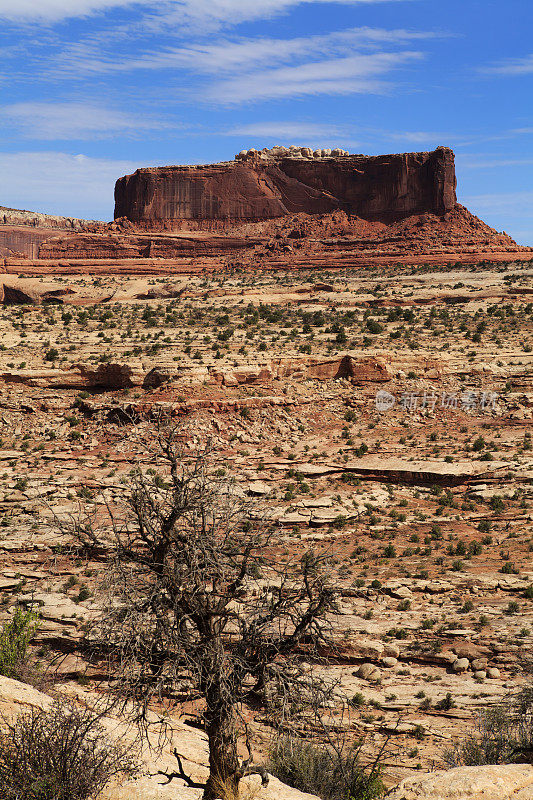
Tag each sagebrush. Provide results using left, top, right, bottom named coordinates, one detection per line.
left=268, top=735, right=384, bottom=800
left=445, top=689, right=533, bottom=766
left=0, top=700, right=137, bottom=800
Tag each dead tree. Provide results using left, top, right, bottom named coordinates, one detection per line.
left=72, top=428, right=337, bottom=800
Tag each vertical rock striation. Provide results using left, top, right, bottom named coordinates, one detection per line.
left=114, top=147, right=457, bottom=230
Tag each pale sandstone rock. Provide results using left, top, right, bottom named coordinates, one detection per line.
left=382, top=657, right=398, bottom=668
left=0, top=676, right=319, bottom=800
left=357, top=663, right=381, bottom=680
left=452, top=658, right=470, bottom=673
left=384, top=764, right=533, bottom=800
left=247, top=480, right=271, bottom=496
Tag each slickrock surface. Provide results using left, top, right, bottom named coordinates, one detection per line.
left=385, top=764, right=533, bottom=799
left=0, top=676, right=320, bottom=800
left=0, top=257, right=530, bottom=790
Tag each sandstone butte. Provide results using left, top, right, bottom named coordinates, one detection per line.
left=1, top=144, right=532, bottom=273
left=113, top=145, right=458, bottom=228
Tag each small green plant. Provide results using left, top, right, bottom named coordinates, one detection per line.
left=268, top=736, right=384, bottom=800
left=0, top=608, right=39, bottom=679
left=444, top=689, right=533, bottom=766
left=435, top=692, right=456, bottom=711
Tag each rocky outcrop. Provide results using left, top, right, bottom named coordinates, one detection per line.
left=0, top=206, right=93, bottom=230
left=114, top=147, right=457, bottom=229
left=76, top=362, right=144, bottom=389
left=0, top=207, right=96, bottom=258
left=38, top=232, right=258, bottom=260
left=385, top=765, right=533, bottom=799
left=0, top=283, right=74, bottom=304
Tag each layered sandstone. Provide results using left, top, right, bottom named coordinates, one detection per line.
left=0, top=206, right=95, bottom=258
left=114, top=146, right=457, bottom=230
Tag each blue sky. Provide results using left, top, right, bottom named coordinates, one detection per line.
left=0, top=0, right=532, bottom=243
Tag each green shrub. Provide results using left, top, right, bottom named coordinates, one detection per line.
left=268, top=736, right=384, bottom=800
left=444, top=689, right=533, bottom=766
left=0, top=700, right=137, bottom=800
left=0, top=608, right=39, bottom=679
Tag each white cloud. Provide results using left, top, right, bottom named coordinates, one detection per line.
left=482, top=54, right=533, bottom=76
left=460, top=191, right=533, bottom=246
left=0, top=0, right=134, bottom=21
left=458, top=157, right=533, bottom=169
left=225, top=121, right=350, bottom=141
left=385, top=130, right=456, bottom=144
left=0, top=0, right=412, bottom=24
left=0, top=151, right=136, bottom=219
left=202, top=51, right=422, bottom=103
left=1, top=102, right=169, bottom=140
left=50, top=27, right=437, bottom=78
left=46, top=26, right=429, bottom=105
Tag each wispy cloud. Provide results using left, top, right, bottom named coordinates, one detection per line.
left=0, top=0, right=134, bottom=22
left=0, top=0, right=413, bottom=24
left=458, top=157, right=533, bottom=169
left=203, top=51, right=423, bottom=104
left=51, top=27, right=437, bottom=78
left=1, top=102, right=171, bottom=140
left=225, top=121, right=350, bottom=141
left=462, top=191, right=533, bottom=214
left=0, top=151, right=136, bottom=219
left=43, top=24, right=431, bottom=105
left=384, top=130, right=458, bottom=144
left=482, top=54, right=533, bottom=76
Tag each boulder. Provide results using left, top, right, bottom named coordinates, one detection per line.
left=452, top=658, right=470, bottom=673
left=247, top=480, right=271, bottom=496
left=135, top=283, right=185, bottom=300
left=357, top=663, right=381, bottom=680
left=143, top=367, right=172, bottom=389
left=385, top=764, right=533, bottom=800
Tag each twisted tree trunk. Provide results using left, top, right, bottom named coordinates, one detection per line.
left=203, top=693, right=240, bottom=800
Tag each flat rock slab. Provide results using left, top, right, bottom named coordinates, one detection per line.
left=0, top=676, right=320, bottom=800
left=292, top=458, right=512, bottom=486
left=385, top=764, right=533, bottom=800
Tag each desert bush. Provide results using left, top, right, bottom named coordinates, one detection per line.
left=0, top=608, right=39, bottom=679
left=444, top=689, right=533, bottom=766
left=268, top=736, right=384, bottom=800
left=0, top=700, right=137, bottom=800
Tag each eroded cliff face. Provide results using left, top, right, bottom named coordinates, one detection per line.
left=114, top=147, right=457, bottom=230
left=0, top=207, right=96, bottom=258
